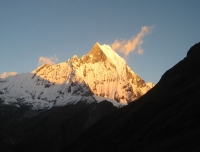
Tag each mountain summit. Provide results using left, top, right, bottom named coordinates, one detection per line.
left=83, top=42, right=108, bottom=63
left=0, top=42, right=153, bottom=109
left=60, top=42, right=200, bottom=152
left=0, top=42, right=154, bottom=151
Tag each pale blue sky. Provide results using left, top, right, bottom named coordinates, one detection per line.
left=0, top=0, right=200, bottom=83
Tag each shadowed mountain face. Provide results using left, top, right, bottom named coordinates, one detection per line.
left=0, top=100, right=117, bottom=152
left=61, top=42, right=200, bottom=152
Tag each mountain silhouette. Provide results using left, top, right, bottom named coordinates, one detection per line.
left=61, top=42, right=200, bottom=152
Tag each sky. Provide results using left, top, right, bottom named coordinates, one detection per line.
left=0, top=0, right=200, bottom=83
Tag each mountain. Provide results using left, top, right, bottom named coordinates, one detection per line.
left=0, top=100, right=117, bottom=152
left=0, top=42, right=153, bottom=151
left=61, top=42, right=200, bottom=152
left=0, top=42, right=153, bottom=109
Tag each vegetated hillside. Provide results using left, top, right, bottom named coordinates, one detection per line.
left=61, top=42, right=200, bottom=152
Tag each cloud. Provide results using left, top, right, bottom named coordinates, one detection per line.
left=0, top=72, right=17, bottom=78
left=137, top=47, right=144, bottom=55
left=38, top=55, right=58, bottom=67
left=111, top=26, right=154, bottom=56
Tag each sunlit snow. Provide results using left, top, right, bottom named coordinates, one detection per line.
left=0, top=43, right=153, bottom=109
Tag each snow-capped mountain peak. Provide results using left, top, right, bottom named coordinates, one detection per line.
left=99, top=43, right=125, bottom=64
left=0, top=42, right=154, bottom=109
left=85, top=42, right=126, bottom=73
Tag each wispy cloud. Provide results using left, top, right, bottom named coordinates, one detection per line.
left=0, top=72, right=17, bottom=78
left=38, top=55, right=58, bottom=67
left=111, top=26, right=154, bottom=56
left=137, top=47, right=144, bottom=55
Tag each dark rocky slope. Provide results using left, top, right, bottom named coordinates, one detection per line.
left=0, top=100, right=117, bottom=152
left=62, top=42, right=200, bottom=152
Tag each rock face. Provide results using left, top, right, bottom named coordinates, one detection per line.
left=0, top=42, right=153, bottom=109
left=61, top=42, right=200, bottom=152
